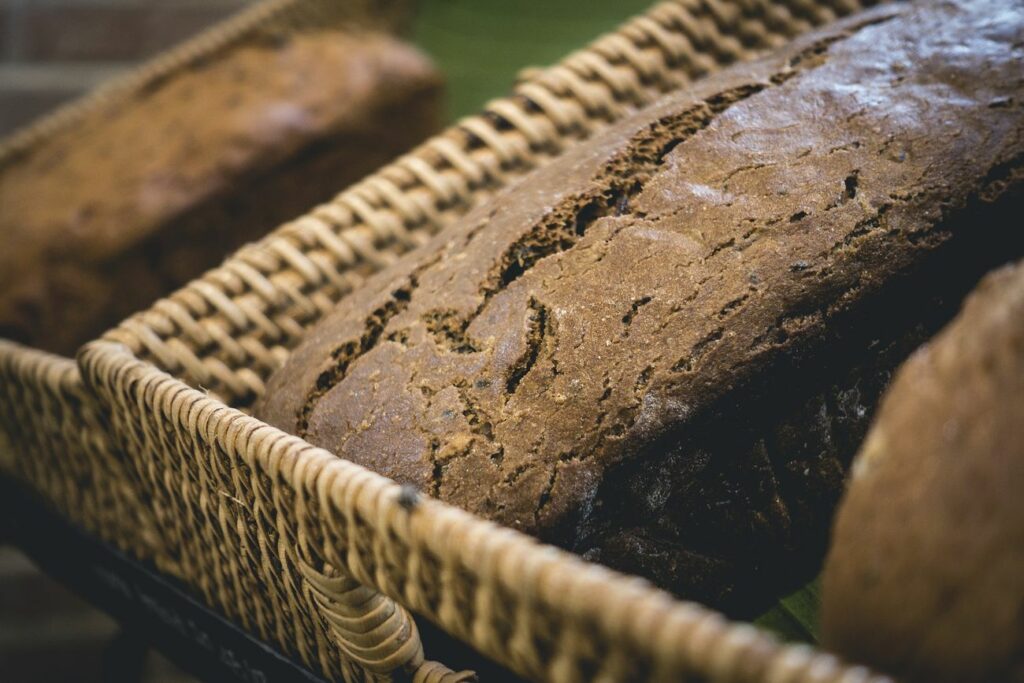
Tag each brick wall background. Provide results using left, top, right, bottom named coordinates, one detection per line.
left=0, top=0, right=253, bottom=135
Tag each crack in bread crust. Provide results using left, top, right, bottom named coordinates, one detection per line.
left=288, top=23, right=902, bottom=441
left=257, top=0, right=1024, bottom=612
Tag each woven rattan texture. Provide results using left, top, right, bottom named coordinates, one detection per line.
left=85, top=344, right=892, bottom=683
left=0, top=342, right=155, bottom=558
left=81, top=1, right=891, bottom=681
left=0, top=0, right=412, bottom=578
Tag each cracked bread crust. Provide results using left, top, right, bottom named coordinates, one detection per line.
left=258, top=0, right=1024, bottom=611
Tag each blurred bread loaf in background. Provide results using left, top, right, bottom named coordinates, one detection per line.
left=0, top=14, right=442, bottom=354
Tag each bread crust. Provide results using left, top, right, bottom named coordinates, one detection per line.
left=258, top=0, right=1024, bottom=611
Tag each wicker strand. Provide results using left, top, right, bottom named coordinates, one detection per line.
left=81, top=341, right=895, bottom=683
left=0, top=340, right=157, bottom=561
left=299, top=560, right=426, bottom=674
left=412, top=661, right=478, bottom=683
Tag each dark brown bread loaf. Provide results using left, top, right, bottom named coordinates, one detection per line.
left=822, top=260, right=1024, bottom=683
left=258, top=0, right=1024, bottom=614
left=0, top=31, right=442, bottom=355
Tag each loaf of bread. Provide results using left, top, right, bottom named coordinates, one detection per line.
left=822, top=260, right=1024, bottom=683
left=258, top=0, right=1024, bottom=614
left=0, top=31, right=442, bottom=355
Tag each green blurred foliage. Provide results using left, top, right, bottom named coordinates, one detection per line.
left=413, top=0, right=654, bottom=121
left=754, top=578, right=823, bottom=644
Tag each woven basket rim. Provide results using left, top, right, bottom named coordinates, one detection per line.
left=78, top=1, right=896, bottom=679
left=0, top=339, right=88, bottom=416
left=1, top=0, right=894, bottom=679
left=82, top=337, right=893, bottom=683
left=0, top=0, right=419, bottom=605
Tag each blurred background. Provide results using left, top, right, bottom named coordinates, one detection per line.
left=0, top=0, right=251, bottom=136
left=0, top=0, right=654, bottom=136
left=0, top=0, right=651, bottom=681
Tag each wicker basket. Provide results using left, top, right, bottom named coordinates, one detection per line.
left=74, top=1, right=895, bottom=681
left=0, top=0, right=415, bottom=561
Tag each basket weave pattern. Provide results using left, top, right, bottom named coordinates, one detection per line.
left=79, top=1, right=894, bottom=681
left=0, top=343, right=156, bottom=558
left=0, top=0, right=892, bottom=680
left=0, top=0, right=411, bottom=566
left=84, top=346, right=891, bottom=683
